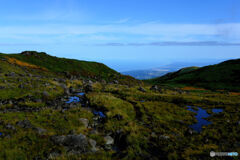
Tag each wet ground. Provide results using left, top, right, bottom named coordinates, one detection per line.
left=187, top=106, right=223, bottom=132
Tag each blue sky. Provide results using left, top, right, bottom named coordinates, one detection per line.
left=0, top=0, right=240, bottom=71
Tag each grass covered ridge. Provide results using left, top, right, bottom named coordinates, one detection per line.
left=146, top=59, right=240, bottom=91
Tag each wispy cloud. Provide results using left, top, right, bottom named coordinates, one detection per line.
left=98, top=41, right=240, bottom=46
left=0, top=23, right=240, bottom=45
left=0, top=43, right=40, bottom=46
left=0, top=23, right=239, bottom=36
left=113, top=18, right=131, bottom=24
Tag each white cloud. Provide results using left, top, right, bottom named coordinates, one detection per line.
left=0, top=22, right=240, bottom=44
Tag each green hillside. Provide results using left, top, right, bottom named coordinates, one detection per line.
left=147, top=59, right=240, bottom=91
left=1, top=51, right=117, bottom=79
left=0, top=51, right=139, bottom=85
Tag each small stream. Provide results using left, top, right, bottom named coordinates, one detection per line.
left=187, top=106, right=223, bottom=132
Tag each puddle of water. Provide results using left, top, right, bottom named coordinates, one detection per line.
left=187, top=106, right=223, bottom=132
left=93, top=111, right=106, bottom=118
left=77, top=92, right=85, bottom=96
left=65, top=93, right=86, bottom=104
left=66, top=96, right=81, bottom=104
left=212, top=108, right=223, bottom=113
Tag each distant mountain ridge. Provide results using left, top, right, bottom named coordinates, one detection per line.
left=122, top=69, right=170, bottom=80
left=146, top=59, right=240, bottom=91
left=122, top=60, right=221, bottom=80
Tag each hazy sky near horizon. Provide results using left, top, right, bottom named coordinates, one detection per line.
left=0, top=0, right=240, bottom=71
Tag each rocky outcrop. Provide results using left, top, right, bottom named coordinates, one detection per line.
left=51, top=134, right=90, bottom=154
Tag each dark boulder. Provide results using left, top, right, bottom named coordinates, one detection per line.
left=0, top=86, right=5, bottom=89
left=138, top=87, right=146, bottom=92
left=34, top=127, right=47, bottom=135
left=5, top=124, right=16, bottom=130
left=150, top=85, right=162, bottom=93
left=84, top=84, right=93, bottom=93
left=16, top=120, right=33, bottom=129
left=51, top=134, right=89, bottom=154
left=150, top=85, right=158, bottom=91
left=5, top=72, right=16, bottom=77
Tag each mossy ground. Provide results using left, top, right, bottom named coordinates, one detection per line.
left=0, top=54, right=240, bottom=159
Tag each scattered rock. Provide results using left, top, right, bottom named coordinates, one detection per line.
left=58, top=78, right=66, bottom=83
left=89, top=139, right=98, bottom=152
left=79, top=118, right=89, bottom=128
left=51, top=134, right=89, bottom=153
left=151, top=132, right=157, bottom=138
left=8, top=100, right=13, bottom=105
left=34, top=127, right=47, bottom=135
left=5, top=124, right=16, bottom=130
left=113, top=80, right=119, bottom=84
left=48, top=151, right=61, bottom=159
left=150, top=85, right=159, bottom=92
left=187, top=128, right=195, bottom=135
left=34, top=98, right=42, bottom=103
left=89, top=129, right=99, bottom=135
left=138, top=87, right=146, bottom=92
left=0, top=86, right=5, bottom=89
left=60, top=84, right=70, bottom=95
left=159, top=135, right=170, bottom=140
left=5, top=72, right=16, bottom=77
left=104, top=135, right=114, bottom=145
left=16, top=120, right=33, bottom=129
left=42, top=91, right=50, bottom=99
left=88, top=80, right=93, bottom=84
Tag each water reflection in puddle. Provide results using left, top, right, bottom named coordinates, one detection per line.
left=212, top=108, right=223, bottom=113
left=187, top=106, right=223, bottom=132
left=77, top=92, right=85, bottom=96
left=93, top=111, right=106, bottom=118
left=65, top=93, right=85, bottom=104
left=66, top=96, right=81, bottom=104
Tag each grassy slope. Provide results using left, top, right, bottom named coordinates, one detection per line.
left=147, top=59, right=240, bottom=91
left=1, top=51, right=118, bottom=80
left=0, top=51, right=140, bottom=85
left=0, top=52, right=240, bottom=159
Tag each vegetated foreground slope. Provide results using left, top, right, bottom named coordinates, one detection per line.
left=147, top=59, right=240, bottom=91
left=0, top=51, right=240, bottom=159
